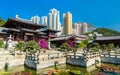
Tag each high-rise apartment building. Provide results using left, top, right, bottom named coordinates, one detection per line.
left=74, top=23, right=82, bottom=35
left=41, top=16, right=47, bottom=25
left=73, top=22, right=95, bottom=35
left=48, top=8, right=61, bottom=31
left=48, top=13, right=53, bottom=29
left=82, top=23, right=88, bottom=34
left=31, top=15, right=40, bottom=24
left=63, top=12, right=72, bottom=34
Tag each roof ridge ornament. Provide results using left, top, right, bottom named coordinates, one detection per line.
left=16, top=15, right=19, bottom=19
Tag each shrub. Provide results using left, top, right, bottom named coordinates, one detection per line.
left=60, top=43, right=69, bottom=50
left=51, top=44, right=56, bottom=49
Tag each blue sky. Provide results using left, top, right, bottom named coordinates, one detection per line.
left=0, top=0, right=120, bottom=31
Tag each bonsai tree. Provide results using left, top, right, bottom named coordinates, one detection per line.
left=107, top=43, right=114, bottom=51
left=25, top=41, right=39, bottom=53
left=0, top=40, right=4, bottom=48
left=88, top=43, right=100, bottom=51
left=15, top=41, right=25, bottom=53
left=60, top=43, right=69, bottom=51
left=101, top=44, right=108, bottom=52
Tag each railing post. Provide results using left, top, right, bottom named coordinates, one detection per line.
left=57, top=53, right=59, bottom=58
left=48, top=54, right=50, bottom=60
left=74, top=51, right=76, bottom=59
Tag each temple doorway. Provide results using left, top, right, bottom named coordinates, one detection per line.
left=26, top=35, right=34, bottom=41
left=25, top=33, right=34, bottom=41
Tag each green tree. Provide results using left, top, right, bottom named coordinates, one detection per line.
left=0, top=18, right=6, bottom=26
left=0, top=40, right=4, bottom=48
left=25, top=41, right=39, bottom=53
left=15, top=41, right=25, bottom=52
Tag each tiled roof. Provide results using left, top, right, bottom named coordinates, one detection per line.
left=51, top=34, right=86, bottom=41
left=50, top=36, right=71, bottom=41
left=96, top=36, right=120, bottom=40
left=21, top=28, right=39, bottom=33
left=38, top=32, right=46, bottom=35
left=41, top=29, right=60, bottom=33
left=3, top=18, right=47, bottom=29
left=8, top=28, right=20, bottom=32
left=0, top=32, right=8, bottom=34
left=10, top=18, right=46, bottom=26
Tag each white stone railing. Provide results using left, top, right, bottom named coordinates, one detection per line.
left=66, top=51, right=100, bottom=61
left=101, top=52, right=120, bottom=64
left=26, top=52, right=66, bottom=64
left=0, top=54, right=25, bottom=61
left=101, top=54, right=120, bottom=58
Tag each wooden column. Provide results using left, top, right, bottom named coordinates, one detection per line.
left=24, top=34, right=27, bottom=41
left=33, top=35, right=35, bottom=41
left=16, top=34, right=19, bottom=41
left=12, top=34, right=15, bottom=41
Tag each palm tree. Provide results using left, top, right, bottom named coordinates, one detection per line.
left=77, top=39, right=90, bottom=52
left=77, top=41, right=86, bottom=49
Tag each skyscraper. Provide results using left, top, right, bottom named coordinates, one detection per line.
left=74, top=23, right=82, bottom=35
left=48, top=8, right=61, bottom=31
left=41, top=16, right=47, bottom=25
left=82, top=23, right=88, bottom=34
left=73, top=22, right=94, bottom=35
left=48, top=13, right=53, bottom=29
left=31, top=15, right=40, bottom=24
left=63, top=12, right=72, bottom=35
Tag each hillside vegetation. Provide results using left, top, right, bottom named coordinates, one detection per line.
left=94, top=28, right=120, bottom=36
left=0, top=19, right=6, bottom=26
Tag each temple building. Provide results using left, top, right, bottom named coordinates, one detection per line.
left=0, top=18, right=47, bottom=42
left=41, top=29, right=60, bottom=49
left=50, top=34, right=86, bottom=47
left=0, top=17, right=87, bottom=49
left=94, top=36, right=120, bottom=46
left=41, top=29, right=60, bottom=39
left=0, top=17, right=62, bottom=49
